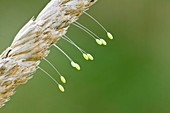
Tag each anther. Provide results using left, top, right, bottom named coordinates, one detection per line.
left=71, top=61, right=81, bottom=70
left=100, top=39, right=107, bottom=45
left=96, top=39, right=102, bottom=45
left=83, top=53, right=89, bottom=60
left=87, top=54, right=94, bottom=61
left=58, top=84, right=65, bottom=92
left=107, top=32, right=113, bottom=40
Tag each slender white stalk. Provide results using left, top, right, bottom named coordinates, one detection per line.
left=84, top=12, right=108, bottom=32
left=74, top=22, right=101, bottom=39
left=62, top=37, right=83, bottom=53
left=73, top=23, right=107, bottom=46
left=73, top=23, right=97, bottom=40
left=38, top=66, right=59, bottom=85
left=63, top=35, right=86, bottom=53
left=53, top=44, right=73, bottom=62
left=43, top=58, right=66, bottom=84
left=43, top=58, right=62, bottom=76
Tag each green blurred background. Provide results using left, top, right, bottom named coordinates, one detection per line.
left=0, top=0, right=170, bottom=113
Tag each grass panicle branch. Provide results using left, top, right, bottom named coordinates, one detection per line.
left=0, top=0, right=97, bottom=108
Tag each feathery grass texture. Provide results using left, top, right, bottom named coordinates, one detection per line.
left=0, top=0, right=97, bottom=108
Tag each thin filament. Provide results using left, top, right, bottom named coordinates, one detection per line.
left=38, top=66, right=59, bottom=85
left=84, top=12, right=108, bottom=32
left=53, top=44, right=73, bottom=62
left=73, top=23, right=97, bottom=40
left=74, top=22, right=101, bottom=39
left=63, top=35, right=86, bottom=53
left=43, top=58, right=62, bottom=77
left=62, top=37, right=83, bottom=53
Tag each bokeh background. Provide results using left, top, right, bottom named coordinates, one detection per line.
left=0, top=0, right=170, bottom=113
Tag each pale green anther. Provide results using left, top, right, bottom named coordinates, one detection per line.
left=71, top=61, right=80, bottom=70
left=60, top=76, right=66, bottom=84
left=75, top=64, right=81, bottom=70
left=100, top=39, right=107, bottom=45
left=58, top=84, right=65, bottom=92
left=96, top=39, right=102, bottom=45
left=83, top=53, right=89, bottom=60
left=71, top=61, right=76, bottom=67
left=107, top=32, right=113, bottom=40
left=87, top=54, right=94, bottom=60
